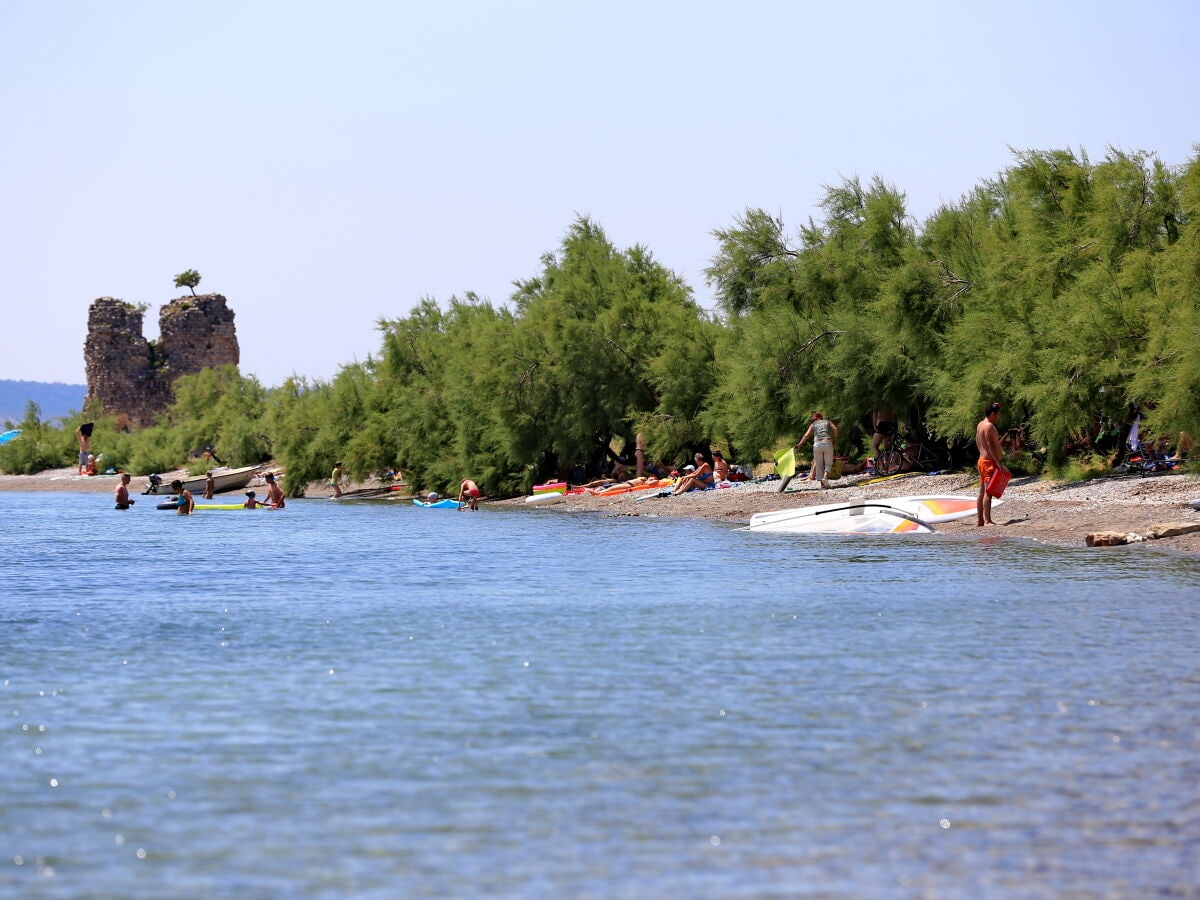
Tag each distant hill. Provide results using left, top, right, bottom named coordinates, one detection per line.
left=0, top=380, right=88, bottom=425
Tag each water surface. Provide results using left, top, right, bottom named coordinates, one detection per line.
left=2, top=493, right=1198, bottom=897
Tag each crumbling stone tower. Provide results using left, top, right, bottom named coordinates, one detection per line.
left=83, top=294, right=239, bottom=428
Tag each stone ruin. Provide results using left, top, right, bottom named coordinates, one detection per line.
left=83, top=294, right=239, bottom=429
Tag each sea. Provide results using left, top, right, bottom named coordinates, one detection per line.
left=2, top=491, right=1198, bottom=898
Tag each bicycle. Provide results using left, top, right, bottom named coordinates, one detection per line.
left=874, top=430, right=950, bottom=476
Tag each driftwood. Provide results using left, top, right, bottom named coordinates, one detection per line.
left=1086, top=522, right=1200, bottom=547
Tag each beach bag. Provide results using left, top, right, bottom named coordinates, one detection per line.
left=829, top=456, right=845, bottom=480
left=986, top=466, right=1011, bottom=499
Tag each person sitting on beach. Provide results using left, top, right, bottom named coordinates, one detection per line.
left=243, top=490, right=265, bottom=509
left=458, top=478, right=481, bottom=511
left=114, top=473, right=134, bottom=510
left=84, top=454, right=99, bottom=477
left=712, top=449, right=730, bottom=483
left=672, top=453, right=714, bottom=495
left=262, top=472, right=285, bottom=509
left=170, top=479, right=195, bottom=516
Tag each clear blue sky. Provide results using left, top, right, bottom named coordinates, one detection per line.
left=2, top=0, right=1196, bottom=387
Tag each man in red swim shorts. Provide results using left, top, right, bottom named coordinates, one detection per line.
left=975, top=401, right=1007, bottom=527
left=458, top=478, right=481, bottom=511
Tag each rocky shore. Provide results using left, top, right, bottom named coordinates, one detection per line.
left=4, top=466, right=1199, bottom=555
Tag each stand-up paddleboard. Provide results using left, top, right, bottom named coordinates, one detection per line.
left=413, top=498, right=464, bottom=509
left=745, top=494, right=991, bottom=534
left=194, top=503, right=267, bottom=511
left=525, top=492, right=565, bottom=506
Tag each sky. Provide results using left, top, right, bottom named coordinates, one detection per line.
left=2, top=0, right=1196, bottom=388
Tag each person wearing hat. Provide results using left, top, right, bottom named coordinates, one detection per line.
left=243, top=490, right=265, bottom=509
left=262, top=472, right=285, bottom=509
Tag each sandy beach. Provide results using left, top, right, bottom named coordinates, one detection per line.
left=4, top=465, right=1199, bottom=555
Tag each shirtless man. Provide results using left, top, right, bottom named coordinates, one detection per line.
left=114, top=473, right=134, bottom=510
left=76, top=425, right=91, bottom=475
left=976, top=401, right=1007, bottom=527
left=262, top=472, right=286, bottom=509
left=458, top=478, right=480, bottom=511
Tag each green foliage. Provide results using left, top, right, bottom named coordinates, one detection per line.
left=0, top=402, right=73, bottom=474
left=174, top=269, right=202, bottom=296
left=13, top=150, right=1200, bottom=492
left=154, top=366, right=270, bottom=465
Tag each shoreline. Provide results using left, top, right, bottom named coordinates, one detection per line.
left=493, top=470, right=1200, bottom=555
left=4, top=466, right=1199, bottom=555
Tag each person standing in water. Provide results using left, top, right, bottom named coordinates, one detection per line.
left=170, top=479, right=195, bottom=515
left=458, top=478, right=480, bottom=510
left=975, top=401, right=1007, bottom=527
left=114, top=473, right=134, bottom=510
left=204, top=471, right=216, bottom=499
left=262, top=472, right=285, bottom=509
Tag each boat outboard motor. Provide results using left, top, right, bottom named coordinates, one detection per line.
left=147, top=473, right=163, bottom=494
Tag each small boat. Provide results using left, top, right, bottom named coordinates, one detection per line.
left=1189, top=497, right=1200, bottom=511
left=745, top=494, right=991, bottom=535
left=0, top=429, right=21, bottom=446
left=143, top=465, right=262, bottom=496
